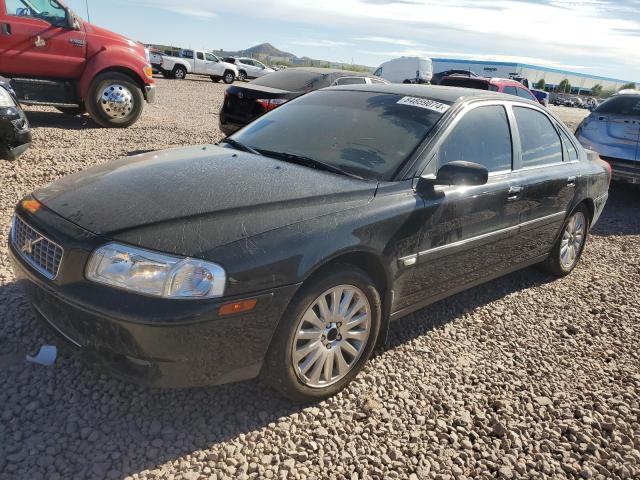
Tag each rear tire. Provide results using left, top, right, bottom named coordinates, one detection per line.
left=261, top=265, right=381, bottom=403
left=173, top=66, right=187, bottom=80
left=84, top=72, right=144, bottom=128
left=542, top=205, right=589, bottom=277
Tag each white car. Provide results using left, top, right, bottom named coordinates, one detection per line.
left=234, top=57, right=275, bottom=81
left=374, top=56, right=433, bottom=84
left=160, top=49, right=238, bottom=84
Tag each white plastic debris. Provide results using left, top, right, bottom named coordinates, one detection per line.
left=26, top=345, right=57, bottom=366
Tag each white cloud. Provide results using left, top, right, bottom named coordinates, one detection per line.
left=290, top=39, right=351, bottom=47
left=354, top=36, right=419, bottom=47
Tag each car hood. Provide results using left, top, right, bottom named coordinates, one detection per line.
left=83, top=22, right=146, bottom=58
left=34, top=146, right=377, bottom=255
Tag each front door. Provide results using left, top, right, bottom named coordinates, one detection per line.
left=400, top=103, right=522, bottom=308
left=0, top=0, right=86, bottom=78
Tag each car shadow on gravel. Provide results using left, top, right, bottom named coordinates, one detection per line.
left=25, top=111, right=101, bottom=130
left=591, top=183, right=640, bottom=237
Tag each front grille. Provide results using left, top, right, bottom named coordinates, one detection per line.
left=10, top=215, right=63, bottom=280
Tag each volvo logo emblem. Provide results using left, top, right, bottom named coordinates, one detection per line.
left=21, top=237, right=42, bottom=255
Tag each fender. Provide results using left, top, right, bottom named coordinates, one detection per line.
left=78, top=46, right=152, bottom=101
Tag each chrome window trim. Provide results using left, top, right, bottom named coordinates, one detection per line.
left=517, top=159, right=580, bottom=172
left=10, top=214, right=64, bottom=280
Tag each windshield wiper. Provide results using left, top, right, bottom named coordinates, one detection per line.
left=220, top=138, right=262, bottom=156
left=256, top=149, right=362, bottom=179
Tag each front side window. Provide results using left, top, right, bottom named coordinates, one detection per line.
left=6, top=0, right=67, bottom=26
left=439, top=105, right=513, bottom=173
left=513, top=107, right=563, bottom=168
left=502, top=86, right=517, bottom=96
left=197, top=52, right=204, bottom=61
left=205, top=53, right=218, bottom=62
left=231, top=91, right=448, bottom=180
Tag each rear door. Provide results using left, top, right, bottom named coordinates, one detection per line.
left=0, top=0, right=86, bottom=78
left=403, top=103, right=522, bottom=307
left=507, top=105, right=579, bottom=261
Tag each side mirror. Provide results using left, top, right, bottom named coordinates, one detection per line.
left=418, top=161, right=488, bottom=192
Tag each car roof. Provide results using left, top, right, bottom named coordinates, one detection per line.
left=286, top=67, right=375, bottom=77
left=324, top=83, right=540, bottom=105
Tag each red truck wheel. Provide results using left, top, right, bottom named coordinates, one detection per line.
left=85, top=72, right=144, bottom=128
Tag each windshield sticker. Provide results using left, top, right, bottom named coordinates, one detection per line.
left=397, top=96, right=450, bottom=114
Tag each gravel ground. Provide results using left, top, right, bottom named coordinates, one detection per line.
left=1, top=78, right=639, bottom=480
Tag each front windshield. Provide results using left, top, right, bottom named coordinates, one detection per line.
left=230, top=90, right=449, bottom=181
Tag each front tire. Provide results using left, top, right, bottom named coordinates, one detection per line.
left=543, top=205, right=589, bottom=277
left=84, top=72, right=144, bottom=128
left=238, top=70, right=248, bottom=82
left=262, top=265, right=381, bottom=402
left=223, top=71, right=236, bottom=84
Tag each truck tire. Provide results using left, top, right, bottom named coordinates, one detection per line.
left=223, top=70, right=236, bottom=84
left=84, top=72, right=144, bottom=128
left=210, top=76, right=222, bottom=83
left=173, top=66, right=187, bottom=80
left=238, top=70, right=247, bottom=82
left=161, top=70, right=172, bottom=79
left=55, top=106, right=86, bottom=116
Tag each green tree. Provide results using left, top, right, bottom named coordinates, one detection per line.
left=620, top=82, right=637, bottom=91
left=557, top=78, right=571, bottom=93
left=535, top=78, right=546, bottom=90
left=591, top=84, right=603, bottom=97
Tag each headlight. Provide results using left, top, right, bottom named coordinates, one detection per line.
left=144, top=47, right=151, bottom=63
left=0, top=87, right=16, bottom=108
left=86, top=243, right=226, bottom=299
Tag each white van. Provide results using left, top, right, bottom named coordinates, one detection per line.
left=374, top=57, right=433, bottom=84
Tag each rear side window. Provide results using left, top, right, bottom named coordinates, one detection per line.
left=503, top=86, right=517, bottom=96
left=516, top=88, right=535, bottom=101
left=513, top=107, right=563, bottom=168
left=334, top=77, right=366, bottom=86
left=595, top=96, right=640, bottom=115
left=371, top=78, right=387, bottom=84
left=197, top=52, right=204, bottom=60
left=559, top=129, right=579, bottom=161
left=439, top=106, right=512, bottom=173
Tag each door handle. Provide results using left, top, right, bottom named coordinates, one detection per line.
left=508, top=186, right=522, bottom=200
left=567, top=176, right=577, bottom=187
left=1, top=23, right=11, bottom=35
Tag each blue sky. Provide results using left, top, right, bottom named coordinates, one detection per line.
left=65, top=0, right=640, bottom=82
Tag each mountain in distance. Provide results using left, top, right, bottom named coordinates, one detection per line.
left=242, top=43, right=297, bottom=59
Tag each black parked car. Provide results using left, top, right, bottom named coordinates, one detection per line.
left=10, top=85, right=610, bottom=402
left=219, top=67, right=388, bottom=135
left=0, top=76, right=31, bottom=160
left=431, top=69, right=479, bottom=85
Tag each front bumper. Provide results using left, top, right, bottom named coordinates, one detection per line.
left=144, top=85, right=157, bottom=104
left=0, top=105, right=31, bottom=160
left=9, top=207, right=299, bottom=388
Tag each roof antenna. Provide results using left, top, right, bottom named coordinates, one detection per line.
left=85, top=0, right=91, bottom=22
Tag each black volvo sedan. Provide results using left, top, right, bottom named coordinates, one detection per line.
left=10, top=85, right=610, bottom=402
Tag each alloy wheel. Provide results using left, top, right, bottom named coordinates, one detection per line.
left=560, top=211, right=586, bottom=270
left=292, top=285, right=371, bottom=388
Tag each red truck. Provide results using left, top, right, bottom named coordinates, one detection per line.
left=0, top=0, right=155, bottom=128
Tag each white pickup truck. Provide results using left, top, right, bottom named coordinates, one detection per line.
left=160, top=50, right=238, bottom=84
